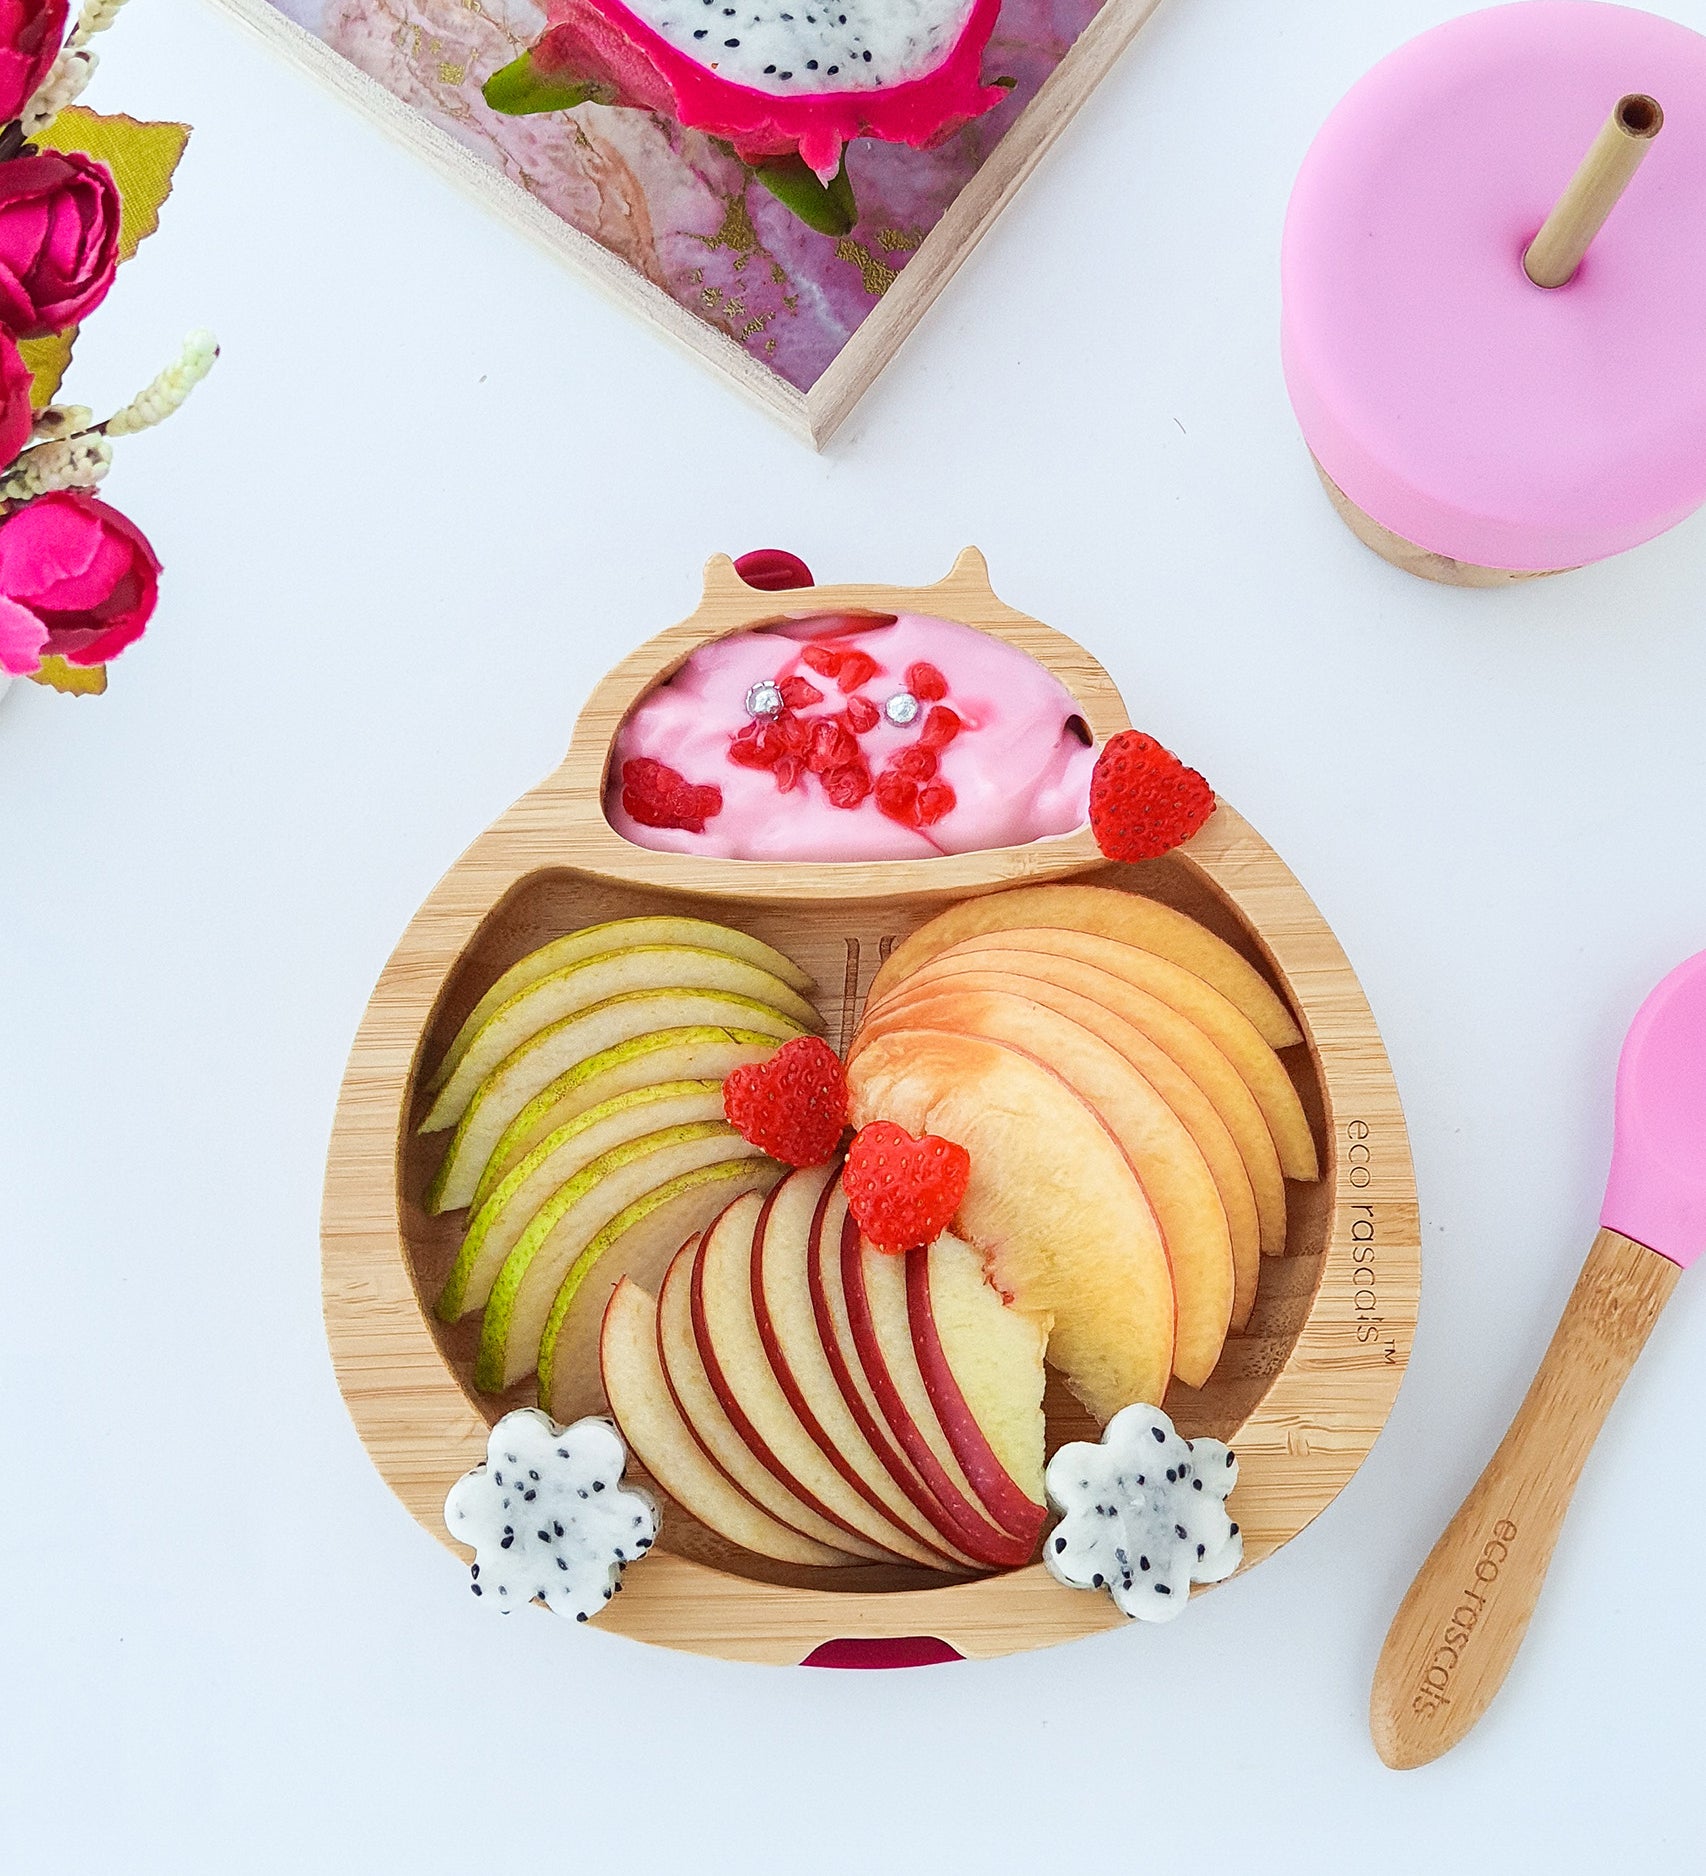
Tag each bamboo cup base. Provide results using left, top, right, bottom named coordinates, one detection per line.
left=1313, top=459, right=1568, bottom=588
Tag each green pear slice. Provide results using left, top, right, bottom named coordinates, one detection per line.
left=540, top=1158, right=783, bottom=1423
left=476, top=1121, right=770, bottom=1392
left=472, top=1026, right=783, bottom=1211
left=422, top=946, right=822, bottom=1133
left=425, top=991, right=804, bottom=1214
left=427, top=917, right=814, bottom=1094
left=437, top=1080, right=728, bottom=1322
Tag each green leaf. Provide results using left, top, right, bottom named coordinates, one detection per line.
left=35, top=108, right=191, bottom=265
left=750, top=153, right=858, bottom=237
left=28, top=655, right=107, bottom=695
left=22, top=108, right=192, bottom=407
left=18, top=328, right=77, bottom=410
left=482, top=53, right=603, bottom=116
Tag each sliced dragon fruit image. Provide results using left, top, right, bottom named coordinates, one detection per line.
left=483, top=0, right=1012, bottom=232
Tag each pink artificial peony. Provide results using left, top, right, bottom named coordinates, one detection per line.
left=0, top=488, right=159, bottom=672
left=0, top=0, right=68, bottom=126
left=0, top=327, right=32, bottom=467
left=0, top=150, right=121, bottom=338
left=0, top=591, right=46, bottom=674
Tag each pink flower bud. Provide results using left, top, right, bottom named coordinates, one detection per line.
left=0, top=489, right=160, bottom=671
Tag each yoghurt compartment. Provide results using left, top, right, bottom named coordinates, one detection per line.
left=606, top=613, right=1096, bottom=862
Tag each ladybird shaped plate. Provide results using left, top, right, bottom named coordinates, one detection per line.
left=322, top=549, right=1419, bottom=1662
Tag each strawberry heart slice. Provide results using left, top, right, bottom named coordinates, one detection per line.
left=843, top=1120, right=970, bottom=1252
left=723, top=1035, right=847, bottom=1167
left=1088, top=730, right=1215, bottom=863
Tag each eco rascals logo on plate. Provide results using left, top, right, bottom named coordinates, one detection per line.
left=1411, top=1520, right=1519, bottom=1717
left=1345, top=1121, right=1397, bottom=1365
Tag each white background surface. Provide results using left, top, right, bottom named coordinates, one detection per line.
left=4, top=0, right=1705, bottom=1865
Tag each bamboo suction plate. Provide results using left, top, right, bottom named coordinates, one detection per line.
left=322, top=549, right=1420, bottom=1663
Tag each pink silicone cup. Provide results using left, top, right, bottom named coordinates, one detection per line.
left=1601, top=951, right=1706, bottom=1269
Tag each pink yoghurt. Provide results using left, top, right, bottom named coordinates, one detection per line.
left=606, top=613, right=1096, bottom=861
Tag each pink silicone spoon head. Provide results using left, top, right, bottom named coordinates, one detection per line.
left=1601, top=951, right=1706, bottom=1269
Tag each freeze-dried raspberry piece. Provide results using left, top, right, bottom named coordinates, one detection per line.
left=919, top=705, right=961, bottom=751
left=844, top=694, right=879, bottom=734
left=836, top=650, right=879, bottom=693
left=728, top=720, right=784, bottom=769
left=807, top=717, right=860, bottom=773
left=915, top=780, right=956, bottom=826
left=801, top=643, right=844, bottom=679
left=875, top=769, right=919, bottom=826
left=892, top=745, right=938, bottom=781
left=621, top=758, right=723, bottom=833
left=773, top=754, right=803, bottom=793
left=821, top=760, right=873, bottom=809
left=907, top=662, right=948, bottom=703
left=779, top=675, right=824, bottom=709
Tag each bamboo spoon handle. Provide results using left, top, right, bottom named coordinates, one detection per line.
left=1370, top=1229, right=1679, bottom=1769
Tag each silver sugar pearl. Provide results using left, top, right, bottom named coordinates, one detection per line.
left=884, top=691, right=920, bottom=727
left=745, top=679, right=784, bottom=718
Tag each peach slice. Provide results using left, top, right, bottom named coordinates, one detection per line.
left=899, top=928, right=1319, bottom=1185
left=656, top=1201, right=882, bottom=1560
left=847, top=1030, right=1175, bottom=1423
left=886, top=943, right=1288, bottom=1258
left=854, top=988, right=1235, bottom=1382
left=862, top=970, right=1261, bottom=1328
left=905, top=1234, right=1048, bottom=1527
left=601, top=1275, right=850, bottom=1568
left=867, top=883, right=1302, bottom=1050
left=840, top=1219, right=1040, bottom=1567
left=806, top=1194, right=1017, bottom=1567
left=691, top=1167, right=949, bottom=1567
left=753, top=1176, right=979, bottom=1569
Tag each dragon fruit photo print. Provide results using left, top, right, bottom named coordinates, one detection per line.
left=219, top=0, right=1166, bottom=440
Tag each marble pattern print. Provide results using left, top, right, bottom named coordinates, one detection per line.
left=274, top=0, right=1103, bottom=390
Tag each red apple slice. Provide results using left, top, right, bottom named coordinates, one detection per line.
left=853, top=988, right=1234, bottom=1386
left=905, top=1234, right=1047, bottom=1537
left=847, top=1030, right=1175, bottom=1422
left=809, top=1197, right=1024, bottom=1568
left=841, top=1217, right=1040, bottom=1567
left=691, top=1168, right=948, bottom=1567
left=601, top=1276, right=850, bottom=1568
left=656, top=1199, right=878, bottom=1560
left=749, top=1171, right=976, bottom=1570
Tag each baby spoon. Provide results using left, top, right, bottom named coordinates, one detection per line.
left=1370, top=952, right=1706, bottom=1768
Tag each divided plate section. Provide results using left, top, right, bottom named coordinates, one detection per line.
left=400, top=857, right=1337, bottom=1596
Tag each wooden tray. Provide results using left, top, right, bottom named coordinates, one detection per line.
left=322, top=549, right=1420, bottom=1662
left=212, top=0, right=1167, bottom=447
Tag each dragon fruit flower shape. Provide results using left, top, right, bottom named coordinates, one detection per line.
left=445, top=1409, right=660, bottom=1622
left=486, top=0, right=1008, bottom=183
left=1043, top=1404, right=1243, bottom=1623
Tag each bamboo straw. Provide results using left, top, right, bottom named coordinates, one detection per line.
left=1524, top=93, right=1663, bottom=288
